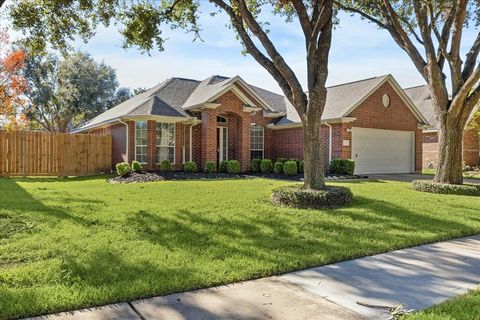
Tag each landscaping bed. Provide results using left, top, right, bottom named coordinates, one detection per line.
left=108, top=171, right=364, bottom=183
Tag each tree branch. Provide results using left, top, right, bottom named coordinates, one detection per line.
left=462, top=32, right=480, bottom=81
left=333, top=1, right=387, bottom=29
left=291, top=0, right=312, bottom=40
left=208, top=0, right=294, bottom=103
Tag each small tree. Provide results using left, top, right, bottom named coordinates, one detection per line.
left=336, top=0, right=480, bottom=185
left=7, top=0, right=334, bottom=190
left=0, top=29, right=27, bottom=130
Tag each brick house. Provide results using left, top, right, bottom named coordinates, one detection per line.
left=405, top=85, right=480, bottom=169
left=76, top=74, right=428, bottom=174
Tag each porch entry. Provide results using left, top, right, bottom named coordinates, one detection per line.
left=217, top=127, right=228, bottom=163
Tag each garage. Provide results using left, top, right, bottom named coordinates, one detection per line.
left=351, top=127, right=415, bottom=174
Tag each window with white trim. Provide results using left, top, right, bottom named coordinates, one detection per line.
left=250, top=124, right=264, bottom=160
left=135, top=121, right=148, bottom=163
left=156, top=123, right=175, bottom=163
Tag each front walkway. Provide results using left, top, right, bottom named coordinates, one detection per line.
left=29, top=236, right=480, bottom=320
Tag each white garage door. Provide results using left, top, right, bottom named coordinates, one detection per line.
left=351, top=127, right=414, bottom=174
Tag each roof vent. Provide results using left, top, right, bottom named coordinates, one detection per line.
left=382, top=94, right=390, bottom=107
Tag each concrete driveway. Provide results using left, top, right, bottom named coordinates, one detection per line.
left=368, top=173, right=480, bottom=184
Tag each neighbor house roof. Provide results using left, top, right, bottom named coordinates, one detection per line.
left=404, top=85, right=436, bottom=130
left=273, top=74, right=428, bottom=128
left=76, top=75, right=284, bottom=132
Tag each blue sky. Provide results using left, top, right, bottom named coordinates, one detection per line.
left=4, top=2, right=479, bottom=94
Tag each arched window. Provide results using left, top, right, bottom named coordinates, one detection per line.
left=250, top=124, right=264, bottom=160
left=217, top=115, right=228, bottom=123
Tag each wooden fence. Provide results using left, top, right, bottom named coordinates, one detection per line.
left=0, top=130, right=112, bottom=176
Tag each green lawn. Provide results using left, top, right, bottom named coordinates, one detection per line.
left=407, top=288, right=480, bottom=320
left=1, top=177, right=480, bottom=319
left=422, top=168, right=480, bottom=180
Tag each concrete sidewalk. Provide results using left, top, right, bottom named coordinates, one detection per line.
left=29, top=235, right=480, bottom=320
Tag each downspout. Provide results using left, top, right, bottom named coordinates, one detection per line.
left=189, top=124, right=193, bottom=162
left=324, top=122, right=332, bottom=164
left=182, top=124, right=186, bottom=164
left=119, top=119, right=129, bottom=163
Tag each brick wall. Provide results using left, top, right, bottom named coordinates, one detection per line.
left=422, top=132, right=438, bottom=169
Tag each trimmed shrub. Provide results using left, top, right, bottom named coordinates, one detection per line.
left=299, top=161, right=304, bottom=173
left=329, top=159, right=355, bottom=175
left=116, top=162, right=131, bottom=176
left=227, top=160, right=241, bottom=174
left=159, top=160, right=172, bottom=172
left=271, top=185, right=353, bottom=208
left=273, top=161, right=284, bottom=174
left=131, top=161, right=142, bottom=173
left=288, top=158, right=300, bottom=166
left=260, top=159, right=273, bottom=173
left=204, top=161, right=217, bottom=174
left=219, top=161, right=229, bottom=173
left=284, top=160, right=298, bottom=176
left=411, top=180, right=480, bottom=196
left=276, top=158, right=288, bottom=164
left=183, top=161, right=198, bottom=173
left=251, top=158, right=262, bottom=173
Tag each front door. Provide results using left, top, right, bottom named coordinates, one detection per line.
left=217, top=127, right=228, bottom=163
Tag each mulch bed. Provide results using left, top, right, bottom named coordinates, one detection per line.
left=108, top=171, right=366, bottom=184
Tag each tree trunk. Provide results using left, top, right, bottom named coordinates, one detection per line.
left=434, top=117, right=465, bottom=184
left=303, top=114, right=326, bottom=190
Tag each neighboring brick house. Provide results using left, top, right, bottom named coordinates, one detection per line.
left=76, top=74, right=428, bottom=174
left=405, top=85, right=480, bottom=169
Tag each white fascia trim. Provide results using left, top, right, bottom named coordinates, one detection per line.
left=123, top=115, right=189, bottom=123
left=72, top=118, right=122, bottom=133
left=423, top=128, right=439, bottom=133
left=268, top=117, right=356, bottom=130
left=231, top=77, right=276, bottom=112
left=201, top=102, right=221, bottom=109
left=243, top=106, right=261, bottom=112
left=263, top=111, right=286, bottom=118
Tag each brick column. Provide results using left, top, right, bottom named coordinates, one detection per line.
left=147, top=120, right=157, bottom=171
left=127, top=121, right=135, bottom=164
left=239, top=112, right=252, bottom=172
left=175, top=122, right=183, bottom=170
left=201, top=109, right=217, bottom=168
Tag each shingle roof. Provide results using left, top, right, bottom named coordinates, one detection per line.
left=404, top=85, right=436, bottom=129
left=275, top=75, right=389, bottom=126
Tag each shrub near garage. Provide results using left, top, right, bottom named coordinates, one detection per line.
left=283, top=160, right=298, bottom=176
left=411, top=180, right=480, bottom=196
left=260, top=159, right=273, bottom=173
left=330, top=159, right=355, bottom=175
left=299, top=161, right=304, bottom=173
left=116, top=162, right=131, bottom=176
left=204, top=161, right=216, bottom=174
left=227, top=160, right=240, bottom=174
left=183, top=161, right=198, bottom=173
left=271, top=185, right=353, bottom=208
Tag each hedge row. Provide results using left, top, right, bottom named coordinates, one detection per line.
left=411, top=180, right=480, bottom=196
left=251, top=158, right=304, bottom=175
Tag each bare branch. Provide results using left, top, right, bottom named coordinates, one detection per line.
left=449, top=0, right=467, bottom=60
left=291, top=0, right=312, bottom=40
left=333, top=1, right=387, bottom=29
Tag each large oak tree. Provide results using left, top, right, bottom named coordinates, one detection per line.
left=336, top=0, right=480, bottom=185
left=5, top=0, right=334, bottom=190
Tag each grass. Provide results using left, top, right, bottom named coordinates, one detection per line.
left=422, top=168, right=480, bottom=180
left=407, top=288, right=480, bottom=320
left=1, top=176, right=480, bottom=319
